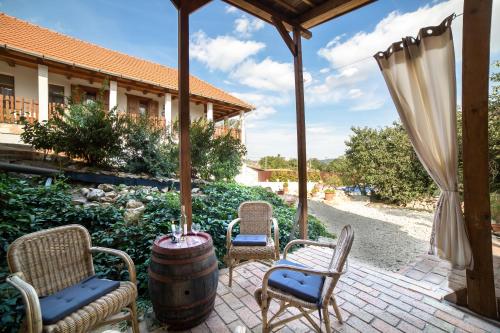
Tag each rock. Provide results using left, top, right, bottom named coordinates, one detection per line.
left=161, top=187, right=169, bottom=193
left=80, top=187, right=90, bottom=196
left=151, top=187, right=159, bottom=192
left=105, top=191, right=117, bottom=198
left=124, top=206, right=145, bottom=224
left=145, top=195, right=154, bottom=202
left=83, top=202, right=100, bottom=208
left=72, top=195, right=87, bottom=205
left=126, top=199, right=144, bottom=209
left=192, top=188, right=200, bottom=194
left=100, top=196, right=117, bottom=203
left=98, top=184, right=115, bottom=192
left=86, top=188, right=105, bottom=201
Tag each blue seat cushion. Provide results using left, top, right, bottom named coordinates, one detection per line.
left=268, top=259, right=325, bottom=304
left=232, top=234, right=267, bottom=246
left=39, top=275, right=120, bottom=325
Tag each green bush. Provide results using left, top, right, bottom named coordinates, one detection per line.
left=22, top=95, right=127, bottom=167
left=0, top=174, right=332, bottom=332
left=121, top=115, right=176, bottom=177
left=169, top=119, right=247, bottom=181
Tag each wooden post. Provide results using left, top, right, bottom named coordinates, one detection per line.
left=178, top=1, right=192, bottom=230
left=293, top=26, right=308, bottom=239
left=462, top=0, right=497, bottom=318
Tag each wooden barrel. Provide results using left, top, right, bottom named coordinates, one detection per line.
left=148, top=232, right=219, bottom=330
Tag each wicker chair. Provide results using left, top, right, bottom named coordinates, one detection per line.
left=225, top=201, right=280, bottom=287
left=254, top=225, right=354, bottom=333
left=6, top=225, right=140, bottom=333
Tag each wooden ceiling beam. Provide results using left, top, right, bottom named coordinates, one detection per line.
left=274, top=0, right=300, bottom=13
left=299, top=0, right=374, bottom=29
left=188, top=0, right=212, bottom=14
left=222, top=0, right=312, bottom=39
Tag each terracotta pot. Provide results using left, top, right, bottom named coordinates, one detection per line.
left=492, top=224, right=500, bottom=233
left=277, top=190, right=284, bottom=195
left=324, top=192, right=335, bottom=201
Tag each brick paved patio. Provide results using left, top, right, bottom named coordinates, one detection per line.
left=133, top=243, right=500, bottom=333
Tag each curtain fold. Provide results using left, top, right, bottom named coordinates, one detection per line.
left=374, top=15, right=473, bottom=269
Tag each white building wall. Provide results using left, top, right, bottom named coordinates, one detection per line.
left=171, top=99, right=205, bottom=122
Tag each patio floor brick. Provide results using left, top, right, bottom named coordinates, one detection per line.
left=116, top=245, right=499, bottom=333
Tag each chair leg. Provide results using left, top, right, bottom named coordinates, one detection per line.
left=323, top=305, right=332, bottom=333
left=261, top=298, right=271, bottom=333
left=129, top=300, right=140, bottom=333
left=228, top=263, right=234, bottom=287
left=331, top=296, right=343, bottom=324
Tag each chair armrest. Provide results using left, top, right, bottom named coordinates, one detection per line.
left=283, top=239, right=336, bottom=259
left=6, top=273, right=43, bottom=333
left=226, top=218, right=241, bottom=250
left=271, top=218, right=279, bottom=256
left=261, top=264, right=341, bottom=299
left=91, top=247, right=136, bottom=284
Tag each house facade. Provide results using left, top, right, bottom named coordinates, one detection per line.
left=0, top=13, right=252, bottom=144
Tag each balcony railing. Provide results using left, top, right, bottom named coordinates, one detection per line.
left=214, top=126, right=240, bottom=140
left=0, top=95, right=39, bottom=124
left=125, top=113, right=167, bottom=129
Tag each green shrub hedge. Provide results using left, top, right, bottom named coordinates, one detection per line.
left=0, top=174, right=332, bottom=332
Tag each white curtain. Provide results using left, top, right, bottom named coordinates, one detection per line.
left=374, top=15, right=473, bottom=269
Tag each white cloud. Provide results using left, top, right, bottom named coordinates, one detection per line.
left=225, top=5, right=238, bottom=14
left=350, top=98, right=385, bottom=111
left=230, top=92, right=289, bottom=107
left=234, top=15, right=265, bottom=38
left=348, top=89, right=363, bottom=99
left=231, top=58, right=312, bottom=92
left=319, top=68, right=330, bottom=74
left=246, top=106, right=278, bottom=122
left=190, top=31, right=265, bottom=71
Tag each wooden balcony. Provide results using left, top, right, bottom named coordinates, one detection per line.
left=0, top=95, right=39, bottom=124
left=214, top=125, right=240, bottom=140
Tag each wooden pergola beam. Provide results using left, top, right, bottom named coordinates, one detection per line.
left=299, top=0, right=375, bottom=29
left=222, top=0, right=312, bottom=39
left=177, top=0, right=193, bottom=230
left=462, top=0, right=497, bottom=318
left=293, top=26, right=308, bottom=239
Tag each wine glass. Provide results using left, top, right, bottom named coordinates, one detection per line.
left=173, top=225, right=182, bottom=247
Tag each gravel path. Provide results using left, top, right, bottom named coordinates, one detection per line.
left=309, top=198, right=434, bottom=271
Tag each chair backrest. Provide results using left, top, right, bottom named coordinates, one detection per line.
left=238, top=201, right=272, bottom=236
left=321, top=225, right=354, bottom=302
left=7, top=225, right=95, bottom=297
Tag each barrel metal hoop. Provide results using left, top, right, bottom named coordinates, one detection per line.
left=148, top=260, right=218, bottom=282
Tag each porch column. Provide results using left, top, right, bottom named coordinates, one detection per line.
left=462, top=0, right=497, bottom=318
left=164, top=93, right=172, bottom=130
left=293, top=27, right=308, bottom=239
left=37, top=64, right=48, bottom=121
left=207, top=102, right=213, bottom=121
left=239, top=110, right=246, bottom=146
left=109, top=80, right=118, bottom=111
left=177, top=1, right=193, bottom=229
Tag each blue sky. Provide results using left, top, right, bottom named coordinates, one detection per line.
left=1, top=0, right=499, bottom=159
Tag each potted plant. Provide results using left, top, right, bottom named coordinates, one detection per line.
left=324, top=188, right=335, bottom=201
left=310, top=187, right=319, bottom=197
left=283, top=181, right=289, bottom=194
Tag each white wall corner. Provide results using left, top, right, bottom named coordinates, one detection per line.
left=207, top=102, right=213, bottom=121
left=37, top=64, right=49, bottom=121
left=109, top=80, right=118, bottom=111
left=164, top=93, right=172, bottom=129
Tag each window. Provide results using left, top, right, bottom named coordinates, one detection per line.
left=0, top=74, right=14, bottom=97
left=49, top=85, right=65, bottom=104
left=84, top=91, right=97, bottom=104
left=139, top=101, right=148, bottom=115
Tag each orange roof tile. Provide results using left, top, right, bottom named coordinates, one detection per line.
left=0, top=13, right=253, bottom=110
